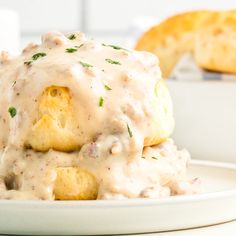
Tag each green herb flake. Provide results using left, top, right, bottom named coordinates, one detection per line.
left=8, top=107, right=17, bottom=118
left=102, top=43, right=128, bottom=51
left=24, top=61, right=32, bottom=66
left=12, top=81, right=16, bottom=87
left=65, top=48, right=78, bottom=53
left=104, top=85, right=112, bottom=91
left=152, top=156, right=158, bottom=160
left=141, top=156, right=146, bottom=159
left=79, top=61, right=93, bottom=68
left=108, top=45, right=123, bottom=50
left=105, top=58, right=121, bottom=65
left=24, top=52, right=46, bottom=66
left=32, top=52, right=47, bottom=61
left=127, top=124, right=133, bottom=138
left=75, top=44, right=84, bottom=49
left=68, top=34, right=76, bottom=40
left=99, top=96, right=104, bottom=107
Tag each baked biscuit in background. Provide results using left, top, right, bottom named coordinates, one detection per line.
left=194, top=12, right=236, bottom=74
left=135, top=10, right=220, bottom=78
left=135, top=10, right=236, bottom=77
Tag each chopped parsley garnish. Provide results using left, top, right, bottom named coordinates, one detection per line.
left=24, top=61, right=32, bottom=66
left=108, top=45, right=123, bottom=50
left=32, top=52, right=47, bottom=61
left=24, top=52, right=46, bottom=66
left=104, top=84, right=112, bottom=91
left=8, top=107, right=17, bottom=118
left=79, top=61, right=93, bottom=68
left=102, top=43, right=128, bottom=51
left=152, top=157, right=158, bottom=160
left=68, top=34, right=76, bottom=40
left=99, top=96, right=104, bottom=107
left=127, top=124, right=133, bottom=138
left=12, top=81, right=16, bottom=87
left=105, top=58, right=121, bottom=65
left=75, top=44, right=84, bottom=49
left=65, top=48, right=78, bottom=53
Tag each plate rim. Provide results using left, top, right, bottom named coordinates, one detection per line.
left=0, top=159, right=236, bottom=208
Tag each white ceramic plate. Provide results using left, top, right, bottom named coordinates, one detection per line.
left=0, top=160, right=236, bottom=235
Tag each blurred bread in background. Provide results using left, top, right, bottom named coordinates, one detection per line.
left=194, top=12, right=236, bottom=74
left=135, top=10, right=236, bottom=77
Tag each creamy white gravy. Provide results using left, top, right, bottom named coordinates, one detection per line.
left=0, top=32, right=195, bottom=200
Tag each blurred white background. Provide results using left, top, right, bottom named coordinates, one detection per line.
left=1, top=0, right=236, bottom=52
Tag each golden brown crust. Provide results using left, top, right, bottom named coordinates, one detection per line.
left=54, top=167, right=98, bottom=200
left=135, top=10, right=227, bottom=77
left=26, top=86, right=79, bottom=152
left=136, top=11, right=215, bottom=51
left=194, top=26, right=236, bottom=74
left=135, top=10, right=218, bottom=77
left=194, top=12, right=236, bottom=74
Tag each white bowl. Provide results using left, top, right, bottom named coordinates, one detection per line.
left=167, top=80, right=236, bottom=163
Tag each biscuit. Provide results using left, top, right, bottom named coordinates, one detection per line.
left=135, top=11, right=220, bottom=77
left=54, top=167, right=98, bottom=200
left=194, top=12, right=236, bottom=73
left=26, top=86, right=79, bottom=152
